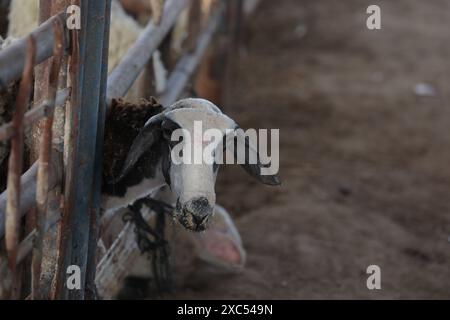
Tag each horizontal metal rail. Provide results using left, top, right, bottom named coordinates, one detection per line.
left=160, top=2, right=225, bottom=106
left=106, top=0, right=189, bottom=102
left=0, top=12, right=69, bottom=91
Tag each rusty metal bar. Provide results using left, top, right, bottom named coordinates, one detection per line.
left=53, top=0, right=83, bottom=297
left=160, top=2, right=225, bottom=106
left=5, top=36, right=36, bottom=299
left=106, top=0, right=190, bottom=101
left=30, top=0, right=54, bottom=162
left=0, top=12, right=69, bottom=91
left=31, top=19, right=64, bottom=300
left=185, top=0, right=202, bottom=52
left=56, top=0, right=110, bottom=300
left=53, top=33, right=79, bottom=303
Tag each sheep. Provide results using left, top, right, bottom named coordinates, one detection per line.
left=98, top=97, right=279, bottom=298
left=102, top=97, right=280, bottom=232
left=0, top=36, right=17, bottom=191
left=8, top=0, right=140, bottom=75
left=8, top=0, right=144, bottom=102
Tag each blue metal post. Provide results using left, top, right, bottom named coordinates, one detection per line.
left=85, top=0, right=112, bottom=300
left=57, top=0, right=110, bottom=300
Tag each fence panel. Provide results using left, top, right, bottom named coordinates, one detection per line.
left=0, top=0, right=237, bottom=299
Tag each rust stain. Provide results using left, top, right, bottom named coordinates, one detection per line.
left=32, top=20, right=64, bottom=300
left=5, top=36, right=36, bottom=299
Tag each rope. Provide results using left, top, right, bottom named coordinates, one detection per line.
left=123, top=197, right=174, bottom=295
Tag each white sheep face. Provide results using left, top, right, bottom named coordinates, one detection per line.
left=164, top=105, right=236, bottom=231
left=115, top=98, right=280, bottom=232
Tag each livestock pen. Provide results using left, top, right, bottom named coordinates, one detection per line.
left=0, top=0, right=247, bottom=300
left=1, top=0, right=449, bottom=305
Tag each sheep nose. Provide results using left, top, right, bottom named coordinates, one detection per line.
left=192, top=212, right=208, bottom=225
left=183, top=197, right=213, bottom=228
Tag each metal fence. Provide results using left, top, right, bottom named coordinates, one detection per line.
left=0, top=0, right=235, bottom=299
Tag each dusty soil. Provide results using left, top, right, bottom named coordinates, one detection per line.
left=169, top=0, right=450, bottom=299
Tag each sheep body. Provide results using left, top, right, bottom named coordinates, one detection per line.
left=8, top=0, right=141, bottom=74
left=0, top=37, right=18, bottom=190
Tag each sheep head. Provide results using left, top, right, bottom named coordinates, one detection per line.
left=115, top=98, right=280, bottom=232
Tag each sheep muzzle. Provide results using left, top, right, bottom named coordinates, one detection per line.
left=176, top=196, right=214, bottom=232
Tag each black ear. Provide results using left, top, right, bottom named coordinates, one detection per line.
left=241, top=161, right=281, bottom=186
left=161, top=141, right=172, bottom=187
left=226, top=130, right=281, bottom=186
left=113, top=120, right=162, bottom=183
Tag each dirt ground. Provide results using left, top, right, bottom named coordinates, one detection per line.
left=169, top=0, right=450, bottom=299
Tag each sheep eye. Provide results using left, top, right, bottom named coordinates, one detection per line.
left=162, top=127, right=173, bottom=141
left=168, top=135, right=182, bottom=149
left=161, top=119, right=181, bottom=142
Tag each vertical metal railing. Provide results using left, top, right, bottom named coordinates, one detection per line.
left=55, top=0, right=111, bottom=300
left=5, top=37, right=36, bottom=299
left=85, top=0, right=112, bottom=300
left=32, top=19, right=64, bottom=300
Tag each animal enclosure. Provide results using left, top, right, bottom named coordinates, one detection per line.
left=1, top=0, right=449, bottom=304
left=0, top=0, right=242, bottom=300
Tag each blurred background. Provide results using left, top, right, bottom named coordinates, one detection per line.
left=171, top=0, right=450, bottom=299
